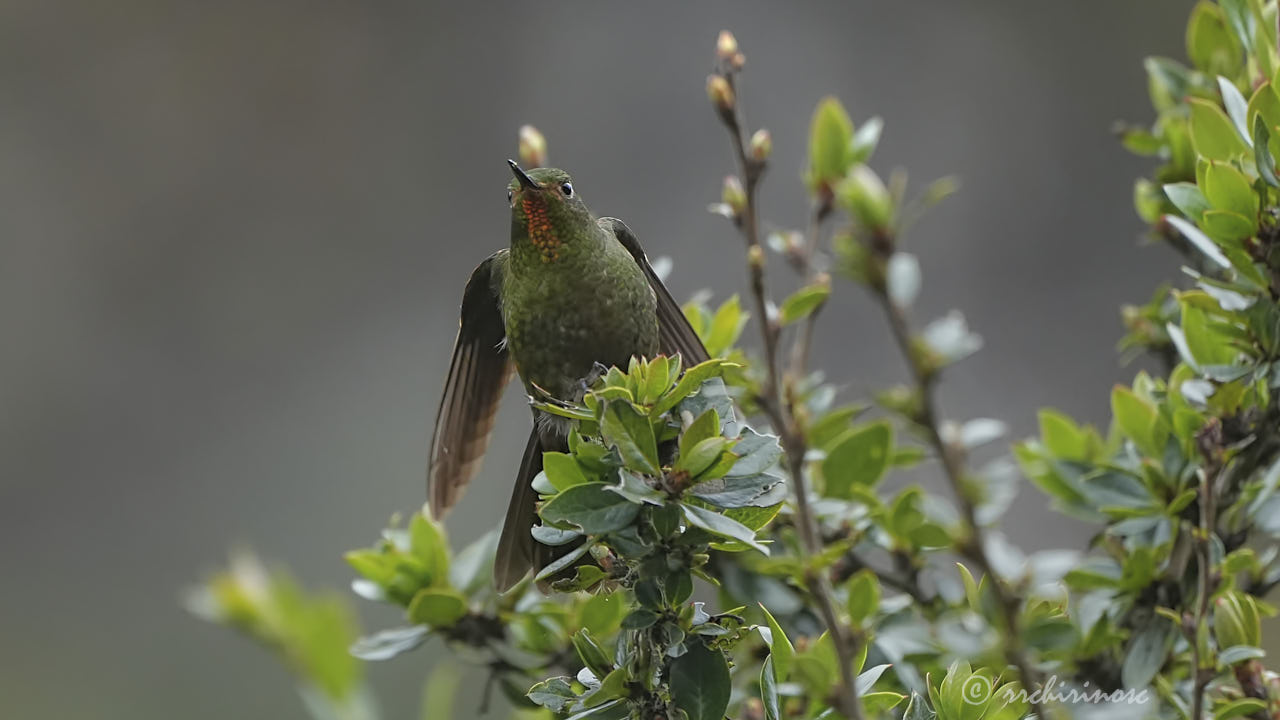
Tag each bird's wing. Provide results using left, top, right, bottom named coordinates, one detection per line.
left=428, top=250, right=514, bottom=517
left=599, top=217, right=711, bottom=365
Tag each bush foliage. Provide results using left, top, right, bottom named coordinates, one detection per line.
left=191, top=4, right=1280, bottom=719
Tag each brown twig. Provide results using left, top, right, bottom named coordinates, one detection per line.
left=711, top=49, right=864, bottom=720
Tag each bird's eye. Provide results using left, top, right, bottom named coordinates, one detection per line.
left=507, top=189, right=513, bottom=203
left=560, top=182, right=574, bottom=197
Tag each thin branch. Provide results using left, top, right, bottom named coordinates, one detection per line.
left=1190, top=425, right=1224, bottom=720
left=872, top=289, right=1048, bottom=720
left=713, top=61, right=864, bottom=720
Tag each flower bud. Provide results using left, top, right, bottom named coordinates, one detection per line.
left=730, top=52, right=746, bottom=71
left=722, top=174, right=746, bottom=214
left=716, top=30, right=738, bottom=60
left=517, top=125, right=546, bottom=168
left=706, top=74, right=734, bottom=113
left=749, top=128, right=772, bottom=162
left=748, top=244, right=765, bottom=270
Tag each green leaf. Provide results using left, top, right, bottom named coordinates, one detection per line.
left=845, top=569, right=881, bottom=624
left=808, top=96, right=855, bottom=189
left=1254, top=115, right=1280, bottom=188
left=1038, top=409, right=1089, bottom=460
left=571, top=628, right=613, bottom=678
left=543, top=452, right=590, bottom=491
left=679, top=408, right=720, bottom=459
left=607, top=470, right=664, bottom=505
left=527, top=677, right=577, bottom=713
left=1146, top=57, right=1194, bottom=112
left=779, top=283, right=831, bottom=325
left=1164, top=182, right=1212, bottom=222
left=676, top=436, right=736, bottom=478
left=1217, top=76, right=1252, bottom=145
left=1202, top=209, right=1256, bottom=241
left=758, top=603, right=794, bottom=680
left=1202, top=161, right=1258, bottom=223
left=579, top=591, right=626, bottom=636
left=837, top=165, right=893, bottom=230
left=705, top=295, right=748, bottom=356
left=823, top=421, right=893, bottom=497
left=652, top=359, right=734, bottom=416
left=1247, top=82, right=1280, bottom=132
left=681, top=503, right=768, bottom=554
left=407, top=588, right=467, bottom=628
left=1216, top=699, right=1269, bottom=720
left=408, top=513, right=449, bottom=587
left=563, top=700, right=627, bottom=720
left=761, top=655, right=780, bottom=720
left=541, top=483, right=640, bottom=534
left=1111, top=385, right=1165, bottom=458
left=1122, top=619, right=1175, bottom=689
left=670, top=641, right=732, bottom=720
left=1182, top=299, right=1239, bottom=365
left=725, top=502, right=783, bottom=531
left=599, top=401, right=659, bottom=474
left=1190, top=97, right=1249, bottom=160
left=727, top=427, right=783, bottom=477
left=1165, top=214, right=1231, bottom=269
left=1188, top=3, right=1244, bottom=76
left=690, top=472, right=785, bottom=508
left=1219, top=645, right=1266, bottom=665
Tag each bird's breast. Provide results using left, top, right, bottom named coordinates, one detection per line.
left=501, top=252, right=659, bottom=402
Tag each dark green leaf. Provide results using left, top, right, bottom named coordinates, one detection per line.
left=670, top=641, right=731, bottom=720
left=607, top=471, right=664, bottom=505
left=541, top=482, right=641, bottom=534
left=690, top=472, right=785, bottom=508
left=1121, top=619, right=1175, bottom=689
left=727, top=427, right=783, bottom=477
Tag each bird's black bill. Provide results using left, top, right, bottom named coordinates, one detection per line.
left=508, top=159, right=538, bottom=189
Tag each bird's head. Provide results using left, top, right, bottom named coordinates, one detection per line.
left=507, top=160, right=593, bottom=262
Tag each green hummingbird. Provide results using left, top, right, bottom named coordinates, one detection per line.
left=428, top=160, right=709, bottom=591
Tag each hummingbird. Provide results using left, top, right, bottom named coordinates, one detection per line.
left=428, top=160, right=709, bottom=591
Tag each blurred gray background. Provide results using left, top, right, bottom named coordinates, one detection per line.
left=1, top=1, right=1193, bottom=718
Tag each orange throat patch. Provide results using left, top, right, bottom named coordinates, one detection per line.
left=522, top=195, right=560, bottom=262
